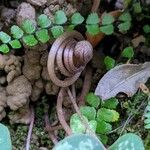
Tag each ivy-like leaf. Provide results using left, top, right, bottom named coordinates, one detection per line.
left=86, top=24, right=100, bottom=36
left=22, top=35, right=38, bottom=46
left=118, top=21, right=131, bottom=32
left=70, top=113, right=88, bottom=134
left=121, top=46, right=134, bottom=58
left=97, top=108, right=119, bottom=122
left=101, top=97, right=119, bottom=109
left=96, top=120, right=112, bottom=134
left=102, top=13, right=115, bottom=25
left=118, top=12, right=132, bottom=22
left=9, top=40, right=22, bottom=49
left=71, top=12, right=84, bottom=25
left=0, top=31, right=11, bottom=43
left=51, top=26, right=64, bottom=38
left=11, top=25, right=24, bottom=39
left=104, top=56, right=115, bottom=70
left=35, top=29, right=50, bottom=43
left=0, top=44, right=10, bottom=53
left=21, top=19, right=36, bottom=34
left=37, top=14, right=51, bottom=28
left=86, top=13, right=99, bottom=24
left=80, top=106, right=96, bottom=121
left=85, top=92, right=100, bottom=108
left=100, top=24, right=114, bottom=35
left=54, top=10, right=67, bottom=25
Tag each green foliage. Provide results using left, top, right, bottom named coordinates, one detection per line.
left=144, top=101, right=150, bottom=129
left=11, top=25, right=24, bottom=39
left=101, top=97, right=119, bottom=109
left=9, top=40, right=22, bottom=49
left=21, top=19, right=36, bottom=34
left=37, top=14, right=51, bottom=28
left=101, top=13, right=115, bottom=25
left=133, top=2, right=142, bottom=14
left=80, top=106, right=96, bottom=121
left=104, top=56, right=115, bottom=70
left=0, top=44, right=10, bottom=53
left=86, top=13, right=99, bottom=24
left=100, top=24, right=114, bottom=35
left=86, top=120, right=97, bottom=133
left=85, top=92, right=100, bottom=108
left=35, top=29, right=50, bottom=43
left=86, top=24, right=100, bottom=36
left=98, top=134, right=108, bottom=145
left=71, top=12, right=84, bottom=25
left=108, top=133, right=144, bottom=150
left=97, top=108, right=119, bottom=123
left=51, top=26, right=64, bottom=38
left=119, top=12, right=132, bottom=22
left=53, top=134, right=105, bottom=150
left=0, top=123, right=12, bottom=150
left=121, top=46, right=134, bottom=58
left=96, top=120, right=112, bottom=134
left=22, top=35, right=38, bottom=46
left=143, top=25, right=150, bottom=34
left=0, top=31, right=11, bottom=43
left=54, top=10, right=67, bottom=25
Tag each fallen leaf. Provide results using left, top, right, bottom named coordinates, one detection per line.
left=95, top=62, right=150, bottom=100
left=131, top=35, right=145, bottom=48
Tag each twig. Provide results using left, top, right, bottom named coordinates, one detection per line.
left=56, top=88, right=72, bottom=135
left=78, top=66, right=92, bottom=106
left=46, top=124, right=63, bottom=132
left=44, top=108, right=58, bottom=145
left=25, top=106, right=35, bottom=150
left=91, top=0, right=100, bottom=12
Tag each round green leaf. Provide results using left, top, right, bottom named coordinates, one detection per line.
left=37, top=14, right=51, bottom=28
left=35, top=29, right=50, bottom=43
left=21, top=19, right=36, bottom=34
left=71, top=12, right=84, bottom=25
left=119, top=12, right=132, bottom=22
left=0, top=31, right=11, bottom=43
left=102, top=13, right=115, bottom=25
left=51, top=26, right=64, bottom=38
left=86, top=13, right=99, bottom=24
left=104, top=56, right=115, bottom=70
left=11, top=25, right=24, bottom=39
left=85, top=92, right=100, bottom=108
left=0, top=44, right=10, bottom=53
left=133, top=2, right=142, bottom=14
left=118, top=21, right=131, bottom=32
left=86, top=24, right=100, bottom=36
left=54, top=10, right=67, bottom=25
left=22, top=35, right=38, bottom=46
left=100, top=24, right=114, bottom=35
left=143, top=25, right=150, bottom=34
left=9, top=40, right=22, bottom=49
left=121, top=46, right=134, bottom=58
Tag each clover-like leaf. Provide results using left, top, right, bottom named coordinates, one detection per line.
left=0, top=123, right=12, bottom=150
left=35, top=29, right=50, bottom=43
left=67, top=25, right=75, bottom=31
left=121, top=46, right=134, bottom=58
left=54, top=10, right=67, bottom=25
left=118, top=21, right=131, bottom=32
left=21, top=19, right=36, bottom=34
left=102, top=13, right=115, bottom=25
left=100, top=24, right=114, bottom=35
left=86, top=24, right=100, bottom=36
left=0, top=44, right=10, bottom=53
left=22, top=35, right=38, bottom=46
left=143, top=25, right=150, bottom=34
left=86, top=13, right=99, bottom=24
left=86, top=120, right=97, bottom=133
left=118, top=12, right=132, bottom=22
left=80, top=106, right=96, bottom=121
left=133, top=2, right=142, bottom=14
left=11, top=25, right=24, bottom=39
left=9, top=40, right=22, bottom=49
left=85, top=92, right=100, bottom=108
left=97, top=108, right=120, bottom=122
left=96, top=120, right=112, bottom=134
left=0, top=31, right=11, bottom=43
left=51, top=26, right=64, bottom=38
left=71, top=12, right=84, bottom=25
left=37, top=14, right=51, bottom=28
left=104, top=56, right=115, bottom=70
left=101, top=97, right=119, bottom=109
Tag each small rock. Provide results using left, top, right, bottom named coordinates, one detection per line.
left=27, top=0, right=47, bottom=6
left=132, top=35, right=145, bottom=48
